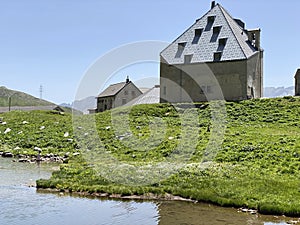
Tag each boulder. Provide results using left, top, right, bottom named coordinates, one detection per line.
left=2, top=152, right=13, bottom=158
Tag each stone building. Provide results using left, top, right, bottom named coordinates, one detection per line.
left=96, top=77, right=142, bottom=112
left=294, top=69, right=300, bottom=96
left=160, top=1, right=263, bottom=102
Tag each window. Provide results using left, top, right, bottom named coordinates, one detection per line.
left=207, top=86, right=212, bottom=93
left=163, top=86, right=167, bottom=95
left=122, top=99, right=127, bottom=105
left=211, top=26, right=222, bottom=42
left=131, top=91, right=135, bottom=97
left=214, top=52, right=222, bottom=61
left=192, top=28, right=203, bottom=44
left=124, top=90, right=128, bottom=95
left=205, top=16, right=215, bottom=31
left=175, top=42, right=186, bottom=58
left=184, top=54, right=193, bottom=64
left=217, top=38, right=227, bottom=51
left=213, top=26, right=221, bottom=34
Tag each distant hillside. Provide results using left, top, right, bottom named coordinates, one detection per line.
left=0, top=86, right=53, bottom=107
left=72, top=96, right=96, bottom=114
left=264, top=86, right=294, bottom=98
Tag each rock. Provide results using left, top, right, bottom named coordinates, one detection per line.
left=16, top=154, right=25, bottom=158
left=22, top=121, right=29, bottom=124
left=64, top=132, right=69, bottom=137
left=4, top=128, right=11, bottom=134
left=238, top=208, right=257, bottom=214
left=73, top=152, right=80, bottom=157
left=2, top=152, right=13, bottom=157
left=40, top=126, right=45, bottom=130
left=1, top=121, right=7, bottom=125
left=19, top=158, right=30, bottom=163
left=34, top=147, right=42, bottom=152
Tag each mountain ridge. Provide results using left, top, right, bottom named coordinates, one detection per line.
left=0, top=86, right=53, bottom=107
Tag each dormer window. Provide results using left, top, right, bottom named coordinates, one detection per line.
left=205, top=16, right=215, bottom=31
left=213, top=26, right=221, bottom=34
left=211, top=26, right=222, bottom=42
left=217, top=38, right=227, bottom=51
left=184, top=54, right=193, bottom=64
left=208, top=16, right=215, bottom=24
left=213, top=52, right=222, bottom=61
left=192, top=28, right=203, bottom=44
left=175, top=42, right=186, bottom=58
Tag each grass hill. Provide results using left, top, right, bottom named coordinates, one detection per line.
left=0, top=97, right=299, bottom=216
left=0, top=86, right=53, bottom=107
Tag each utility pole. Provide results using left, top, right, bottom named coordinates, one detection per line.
left=40, top=85, right=43, bottom=99
left=8, top=92, right=17, bottom=112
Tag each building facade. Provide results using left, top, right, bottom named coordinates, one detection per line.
left=295, top=69, right=300, bottom=96
left=160, top=1, right=263, bottom=102
left=96, top=77, right=142, bottom=112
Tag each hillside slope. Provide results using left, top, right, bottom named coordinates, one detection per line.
left=0, top=86, right=53, bottom=107
left=0, top=97, right=299, bottom=216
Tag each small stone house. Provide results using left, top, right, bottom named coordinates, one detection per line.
left=96, top=77, right=142, bottom=112
left=160, top=1, right=263, bottom=102
left=294, top=69, right=300, bottom=96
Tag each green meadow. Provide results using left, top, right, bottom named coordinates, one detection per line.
left=0, top=97, right=299, bottom=216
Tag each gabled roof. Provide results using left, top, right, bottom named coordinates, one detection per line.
left=161, top=3, right=260, bottom=64
left=124, top=85, right=160, bottom=106
left=98, top=82, right=128, bottom=98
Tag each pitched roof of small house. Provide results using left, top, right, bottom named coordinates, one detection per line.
left=98, top=82, right=128, bottom=98
left=0, top=105, right=65, bottom=113
left=161, top=3, right=261, bottom=64
left=125, top=85, right=160, bottom=106
left=294, top=69, right=300, bottom=78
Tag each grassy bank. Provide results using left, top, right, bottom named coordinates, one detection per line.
left=1, top=97, right=300, bottom=216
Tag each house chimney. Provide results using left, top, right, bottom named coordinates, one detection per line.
left=211, top=1, right=216, bottom=9
left=247, top=29, right=261, bottom=49
left=126, top=76, right=130, bottom=83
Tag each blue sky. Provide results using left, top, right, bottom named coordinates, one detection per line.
left=0, top=0, right=299, bottom=104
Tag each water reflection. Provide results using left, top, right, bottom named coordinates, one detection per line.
left=0, top=158, right=297, bottom=225
left=157, top=201, right=291, bottom=225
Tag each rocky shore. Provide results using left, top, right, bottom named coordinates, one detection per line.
left=0, top=151, right=79, bottom=163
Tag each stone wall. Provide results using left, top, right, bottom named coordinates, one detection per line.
left=160, top=51, right=263, bottom=103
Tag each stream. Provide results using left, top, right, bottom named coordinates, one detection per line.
left=0, top=158, right=297, bottom=225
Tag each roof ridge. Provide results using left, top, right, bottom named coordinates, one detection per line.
left=218, top=4, right=247, bottom=59
left=160, top=5, right=215, bottom=55
left=108, top=81, right=126, bottom=86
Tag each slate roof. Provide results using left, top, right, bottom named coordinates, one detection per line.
left=161, top=3, right=260, bottom=64
left=294, top=69, right=300, bottom=78
left=124, top=85, right=160, bottom=106
left=98, top=82, right=127, bottom=98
